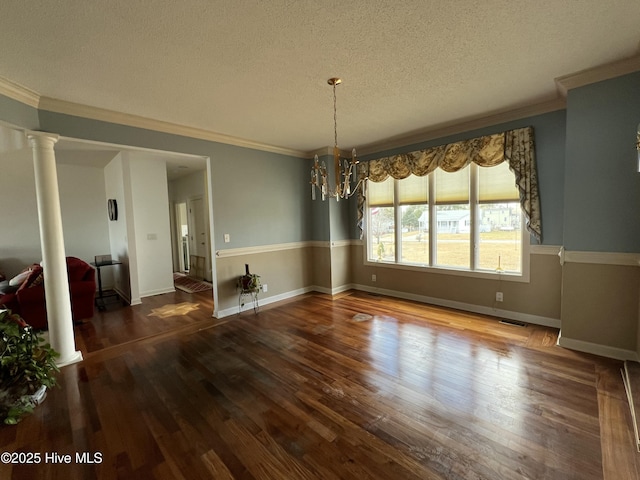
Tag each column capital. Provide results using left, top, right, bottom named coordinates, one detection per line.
left=27, top=131, right=59, bottom=148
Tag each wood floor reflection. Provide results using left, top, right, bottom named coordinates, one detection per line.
left=1, top=290, right=639, bottom=479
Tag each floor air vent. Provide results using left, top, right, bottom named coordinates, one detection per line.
left=499, top=319, right=527, bottom=327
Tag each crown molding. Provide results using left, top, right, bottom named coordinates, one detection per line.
left=0, top=76, right=40, bottom=108
left=308, top=146, right=333, bottom=158
left=307, top=146, right=359, bottom=159
left=3, top=53, right=640, bottom=160
left=555, top=54, right=640, bottom=98
left=356, top=97, right=566, bottom=157
left=0, top=76, right=566, bottom=160
left=37, top=96, right=306, bottom=158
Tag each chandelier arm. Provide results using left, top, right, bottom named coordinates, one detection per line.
left=345, top=179, right=365, bottom=199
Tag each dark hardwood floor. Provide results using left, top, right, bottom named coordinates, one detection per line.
left=1, top=289, right=639, bottom=479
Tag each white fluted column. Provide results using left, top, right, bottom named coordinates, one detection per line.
left=28, top=132, right=83, bottom=367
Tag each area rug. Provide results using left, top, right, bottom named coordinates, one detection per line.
left=173, top=273, right=212, bottom=294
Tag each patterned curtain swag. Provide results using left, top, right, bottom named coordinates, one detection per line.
left=357, top=126, right=541, bottom=242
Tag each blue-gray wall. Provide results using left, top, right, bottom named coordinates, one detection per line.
left=5, top=69, right=640, bottom=254
left=564, top=71, right=640, bottom=253
left=0, top=95, right=40, bottom=130
left=37, top=110, right=311, bottom=249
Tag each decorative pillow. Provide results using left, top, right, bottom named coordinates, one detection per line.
left=20, top=266, right=43, bottom=290
left=29, top=272, right=44, bottom=288
left=9, top=270, right=31, bottom=287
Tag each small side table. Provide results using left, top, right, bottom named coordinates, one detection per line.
left=90, top=260, right=122, bottom=310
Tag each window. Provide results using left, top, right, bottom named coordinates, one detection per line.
left=435, top=167, right=470, bottom=268
left=368, top=177, right=395, bottom=261
left=366, top=162, right=523, bottom=274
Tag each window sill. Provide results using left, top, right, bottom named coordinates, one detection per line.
left=363, top=259, right=530, bottom=283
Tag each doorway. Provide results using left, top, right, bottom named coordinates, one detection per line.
left=167, top=157, right=217, bottom=316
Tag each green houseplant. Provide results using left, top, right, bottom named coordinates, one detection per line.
left=0, top=309, right=59, bottom=424
left=237, top=273, right=261, bottom=292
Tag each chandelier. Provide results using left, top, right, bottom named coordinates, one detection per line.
left=310, top=77, right=364, bottom=201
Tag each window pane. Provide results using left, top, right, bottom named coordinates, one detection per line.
left=400, top=205, right=429, bottom=265
left=364, top=158, right=524, bottom=276
left=435, top=205, right=470, bottom=268
left=478, top=162, right=519, bottom=202
left=367, top=177, right=394, bottom=207
left=368, top=206, right=396, bottom=261
left=435, top=167, right=469, bottom=204
left=398, top=174, right=428, bottom=205
left=478, top=202, right=522, bottom=272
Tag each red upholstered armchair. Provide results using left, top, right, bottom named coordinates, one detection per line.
left=0, top=257, right=96, bottom=330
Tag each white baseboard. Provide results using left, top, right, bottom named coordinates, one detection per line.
left=140, top=286, right=176, bottom=298
left=210, top=282, right=640, bottom=362
left=217, top=282, right=560, bottom=329
left=215, top=287, right=315, bottom=318
left=115, top=286, right=174, bottom=304
left=114, top=286, right=140, bottom=306
left=351, top=284, right=561, bottom=328
left=310, top=283, right=357, bottom=296
left=556, top=332, right=639, bottom=361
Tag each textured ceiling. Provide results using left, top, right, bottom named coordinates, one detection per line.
left=1, top=1, right=639, bottom=154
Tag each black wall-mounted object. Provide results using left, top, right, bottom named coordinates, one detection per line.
left=107, top=198, right=118, bottom=221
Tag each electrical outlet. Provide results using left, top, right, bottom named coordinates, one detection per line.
left=262, top=284, right=268, bottom=292
left=224, top=233, right=230, bottom=243
left=496, top=292, right=503, bottom=302
left=372, top=274, right=377, bottom=282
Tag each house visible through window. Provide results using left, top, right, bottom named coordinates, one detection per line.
left=366, top=161, right=523, bottom=274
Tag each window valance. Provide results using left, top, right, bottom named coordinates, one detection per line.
left=357, top=126, right=541, bottom=241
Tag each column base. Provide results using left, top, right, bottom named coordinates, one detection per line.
left=56, top=350, right=83, bottom=368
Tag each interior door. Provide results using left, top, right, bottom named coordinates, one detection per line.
left=176, top=202, right=189, bottom=273
left=188, top=196, right=211, bottom=280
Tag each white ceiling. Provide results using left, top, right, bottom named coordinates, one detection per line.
left=1, top=1, right=639, bottom=154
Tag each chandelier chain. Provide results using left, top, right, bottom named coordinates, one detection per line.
left=333, top=82, right=338, bottom=148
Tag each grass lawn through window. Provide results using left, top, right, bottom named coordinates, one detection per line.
left=370, top=229, right=521, bottom=272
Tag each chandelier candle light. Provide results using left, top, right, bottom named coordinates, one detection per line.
left=311, top=78, right=364, bottom=201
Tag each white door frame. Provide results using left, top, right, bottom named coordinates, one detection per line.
left=205, top=156, right=218, bottom=317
